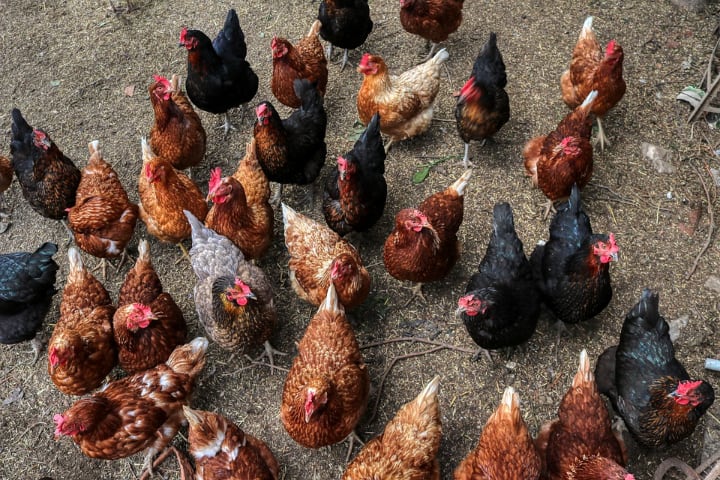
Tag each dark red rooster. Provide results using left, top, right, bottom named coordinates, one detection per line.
left=180, top=9, right=259, bottom=135
left=400, top=0, right=464, bottom=59
left=595, top=288, right=715, bottom=447
left=10, top=108, right=81, bottom=223
left=254, top=79, right=327, bottom=204
left=454, top=32, right=510, bottom=168
left=456, top=203, right=539, bottom=361
left=317, top=0, right=373, bottom=71
left=322, top=112, right=386, bottom=236
left=530, top=183, right=618, bottom=327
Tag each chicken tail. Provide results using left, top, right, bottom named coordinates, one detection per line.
left=67, top=246, right=86, bottom=284
left=416, top=375, right=441, bottom=409
left=572, top=349, right=594, bottom=388
left=137, top=238, right=150, bottom=265
left=281, top=203, right=298, bottom=237
left=428, top=48, right=450, bottom=66
left=166, top=336, right=209, bottom=379
left=318, top=282, right=344, bottom=317
left=170, top=74, right=181, bottom=92
left=183, top=405, right=203, bottom=426
left=140, top=137, right=154, bottom=164
left=580, top=90, right=598, bottom=110
left=308, top=19, right=322, bottom=38
left=88, top=140, right=100, bottom=156
left=29, top=242, right=59, bottom=287
left=10, top=108, right=32, bottom=140
left=449, top=169, right=473, bottom=196
left=184, top=209, right=209, bottom=245
left=580, top=16, right=594, bottom=38
left=491, top=202, right=515, bottom=238
left=497, top=385, right=521, bottom=421
left=627, top=288, right=662, bottom=334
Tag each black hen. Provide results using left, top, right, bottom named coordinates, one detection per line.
left=530, top=183, right=618, bottom=326
left=454, top=32, right=510, bottom=168
left=322, top=112, right=386, bottom=235
left=253, top=79, right=327, bottom=200
left=595, top=288, right=715, bottom=447
left=456, top=203, right=539, bottom=361
left=317, top=0, right=373, bottom=71
left=10, top=108, right=81, bottom=221
left=180, top=9, right=259, bottom=135
left=0, top=242, right=59, bottom=360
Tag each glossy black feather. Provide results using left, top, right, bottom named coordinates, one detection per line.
left=322, top=112, right=387, bottom=235
left=460, top=203, right=539, bottom=350
left=318, top=0, right=373, bottom=50
left=0, top=242, right=59, bottom=344
left=256, top=79, right=327, bottom=185
left=10, top=108, right=81, bottom=219
left=184, top=10, right=258, bottom=115
left=472, top=32, right=506, bottom=89
left=532, top=184, right=614, bottom=324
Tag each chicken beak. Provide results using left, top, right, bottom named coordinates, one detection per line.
left=339, top=170, right=346, bottom=181
left=610, top=252, right=619, bottom=262
left=304, top=410, right=312, bottom=423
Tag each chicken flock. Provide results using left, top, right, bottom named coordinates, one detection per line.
left=0, top=1, right=715, bottom=479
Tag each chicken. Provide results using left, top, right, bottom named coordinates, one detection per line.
left=114, top=239, right=187, bottom=374
left=254, top=79, right=328, bottom=204
left=271, top=20, right=328, bottom=108
left=560, top=16, right=626, bottom=151
left=185, top=211, right=279, bottom=365
left=281, top=284, right=370, bottom=452
left=180, top=9, right=259, bottom=135
left=149, top=74, right=207, bottom=171
left=66, top=140, right=139, bottom=279
left=48, top=247, right=116, bottom=396
left=53, top=337, right=208, bottom=476
left=567, top=455, right=635, bottom=480
left=0, top=155, right=11, bottom=232
left=595, top=288, right=715, bottom=447
left=184, top=407, right=280, bottom=480
left=454, top=386, right=541, bottom=480
left=205, top=140, right=273, bottom=260
left=137, top=137, right=208, bottom=258
left=322, top=112, right=387, bottom=236
left=342, top=376, right=441, bottom=480
left=400, top=0, right=463, bottom=58
left=357, top=49, right=450, bottom=151
left=530, top=184, right=618, bottom=327
left=535, top=350, right=629, bottom=480
left=317, top=0, right=373, bottom=71
left=454, top=32, right=510, bottom=168
left=0, top=242, right=58, bottom=362
left=383, top=169, right=471, bottom=299
left=456, top=203, right=540, bottom=361
left=523, top=90, right=597, bottom=218
left=282, top=203, right=370, bottom=309
left=10, top=108, right=81, bottom=223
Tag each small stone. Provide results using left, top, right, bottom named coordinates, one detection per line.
left=670, top=0, right=707, bottom=12
left=505, top=361, right=517, bottom=370
left=705, top=275, right=720, bottom=294
left=642, top=142, right=676, bottom=174
left=668, top=315, right=689, bottom=342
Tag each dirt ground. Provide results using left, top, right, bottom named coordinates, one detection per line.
left=1, top=0, right=719, bottom=478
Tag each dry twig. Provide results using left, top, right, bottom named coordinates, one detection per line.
left=360, top=336, right=475, bottom=424
left=686, top=163, right=716, bottom=279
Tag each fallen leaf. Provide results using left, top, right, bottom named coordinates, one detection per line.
left=412, top=166, right=431, bottom=184
left=123, top=85, right=135, bottom=97
left=677, top=204, right=702, bottom=235
left=3, top=387, right=24, bottom=405
left=705, top=275, right=720, bottom=294
left=641, top=142, right=676, bottom=174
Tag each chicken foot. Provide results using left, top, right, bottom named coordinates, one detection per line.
left=344, top=430, right=366, bottom=463
left=219, top=112, right=238, bottom=138
left=422, top=40, right=439, bottom=62
left=29, top=337, right=44, bottom=365
left=270, top=183, right=284, bottom=207
left=108, top=0, right=135, bottom=13
left=175, top=242, right=191, bottom=265
left=402, top=283, right=427, bottom=307
left=60, top=219, right=75, bottom=246
left=594, top=117, right=610, bottom=152
left=248, top=341, right=288, bottom=375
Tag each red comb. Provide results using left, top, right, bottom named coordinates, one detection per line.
left=208, top=167, right=223, bottom=193
left=179, top=27, right=188, bottom=43
left=677, top=380, right=703, bottom=396
left=53, top=414, right=65, bottom=436
left=606, top=40, right=617, bottom=56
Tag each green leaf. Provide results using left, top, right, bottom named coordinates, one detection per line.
left=412, top=166, right=431, bottom=184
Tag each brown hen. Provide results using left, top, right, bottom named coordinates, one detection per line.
left=48, top=247, right=116, bottom=395
left=271, top=20, right=328, bottom=108
left=400, top=0, right=463, bottom=58
left=184, top=407, right=279, bottom=480
left=560, top=16, right=625, bottom=151
left=454, top=386, right=541, bottom=480
left=54, top=337, right=208, bottom=477
left=535, top=350, right=629, bottom=480
left=205, top=140, right=273, bottom=260
left=357, top=49, right=449, bottom=150
left=282, top=203, right=370, bottom=309
left=67, top=140, right=138, bottom=278
left=383, top=169, right=471, bottom=298
left=149, top=74, right=207, bottom=171
left=113, top=239, right=187, bottom=374
left=523, top=90, right=596, bottom=217
left=138, top=138, right=208, bottom=256
left=343, top=376, right=442, bottom=480
left=280, top=284, right=369, bottom=451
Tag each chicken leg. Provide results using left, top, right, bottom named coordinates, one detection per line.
left=250, top=341, right=288, bottom=375
left=0, top=193, right=11, bottom=234
left=345, top=430, right=365, bottom=463
left=219, top=112, right=237, bottom=138
left=423, top=40, right=439, bottom=62
left=594, top=117, right=610, bottom=152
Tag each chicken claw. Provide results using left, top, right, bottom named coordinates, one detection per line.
left=219, top=113, right=238, bottom=138
left=345, top=430, right=365, bottom=463
left=250, top=340, right=288, bottom=375
left=593, top=117, right=610, bottom=152
left=175, top=242, right=192, bottom=265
